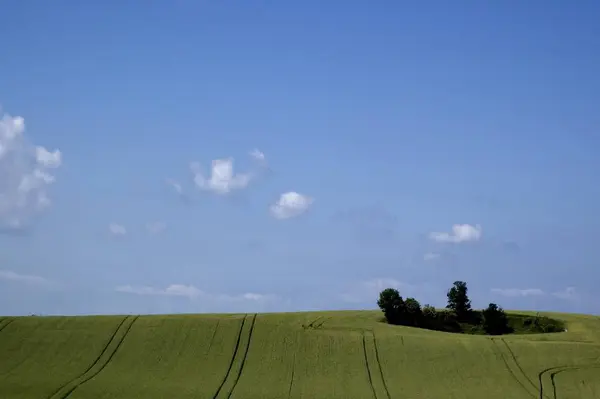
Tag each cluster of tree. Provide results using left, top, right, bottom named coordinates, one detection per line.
left=377, top=281, right=511, bottom=335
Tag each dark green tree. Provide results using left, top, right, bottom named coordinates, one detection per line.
left=404, top=297, right=422, bottom=326
left=422, top=304, right=437, bottom=320
left=446, top=281, right=472, bottom=321
left=377, top=288, right=406, bottom=325
left=421, top=304, right=438, bottom=329
left=481, top=303, right=510, bottom=335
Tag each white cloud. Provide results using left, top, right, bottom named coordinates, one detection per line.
left=553, top=287, right=578, bottom=300
left=249, top=148, right=266, bottom=164
left=0, top=109, right=62, bottom=228
left=0, top=270, right=52, bottom=286
left=491, top=287, right=581, bottom=302
left=491, top=288, right=545, bottom=297
left=270, top=191, right=313, bottom=220
left=166, top=178, right=183, bottom=195
left=190, top=158, right=253, bottom=195
left=423, top=252, right=440, bottom=261
left=116, top=284, right=201, bottom=299
left=35, top=146, right=62, bottom=168
left=339, top=278, right=439, bottom=305
left=115, top=284, right=274, bottom=303
left=241, top=292, right=267, bottom=301
left=429, top=224, right=482, bottom=243
left=340, top=278, right=403, bottom=304
left=146, top=221, right=166, bottom=234
left=109, top=223, right=126, bottom=236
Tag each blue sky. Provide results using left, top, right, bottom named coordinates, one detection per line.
left=1, top=1, right=599, bottom=316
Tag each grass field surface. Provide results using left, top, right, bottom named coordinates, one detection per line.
left=0, top=310, right=598, bottom=398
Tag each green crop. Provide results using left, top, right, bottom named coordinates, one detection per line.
left=0, top=310, right=598, bottom=398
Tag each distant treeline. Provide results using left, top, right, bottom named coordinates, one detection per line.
left=377, top=281, right=565, bottom=335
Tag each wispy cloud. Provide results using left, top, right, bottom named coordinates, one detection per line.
left=0, top=109, right=62, bottom=229
left=0, top=269, right=53, bottom=287
left=116, top=284, right=201, bottom=299
left=340, top=278, right=403, bottom=304
left=429, top=224, right=482, bottom=243
left=270, top=192, right=314, bottom=220
left=491, top=288, right=545, bottom=297
left=115, top=284, right=275, bottom=303
left=491, top=286, right=580, bottom=301
left=423, top=252, right=441, bottom=261
left=249, top=148, right=266, bottom=165
left=553, top=287, right=578, bottom=300
left=109, top=223, right=126, bottom=236
left=146, top=221, right=166, bottom=235
left=339, top=278, right=440, bottom=306
left=166, top=178, right=183, bottom=195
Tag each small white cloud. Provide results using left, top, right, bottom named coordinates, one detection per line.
left=0, top=109, right=62, bottom=228
left=553, top=287, right=578, bottom=300
left=190, top=158, right=253, bottom=195
left=116, top=284, right=202, bottom=299
left=242, top=293, right=266, bottom=301
left=0, top=270, right=52, bottom=286
left=429, top=224, right=482, bottom=243
left=270, top=191, right=313, bottom=220
left=166, top=178, right=183, bottom=195
left=423, top=252, right=440, bottom=261
left=116, top=284, right=275, bottom=303
left=340, top=278, right=404, bottom=304
left=491, top=288, right=545, bottom=297
left=218, top=292, right=277, bottom=303
left=164, top=284, right=202, bottom=298
left=249, top=148, right=266, bottom=163
left=109, top=223, right=126, bottom=236
left=146, top=221, right=166, bottom=234
left=364, top=278, right=402, bottom=292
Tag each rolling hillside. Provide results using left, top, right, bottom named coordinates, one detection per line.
left=0, top=311, right=599, bottom=398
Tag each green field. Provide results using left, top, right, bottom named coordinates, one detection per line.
left=0, top=311, right=599, bottom=398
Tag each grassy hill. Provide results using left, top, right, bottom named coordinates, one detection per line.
left=0, top=310, right=599, bottom=398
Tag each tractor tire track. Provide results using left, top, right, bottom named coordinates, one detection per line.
left=313, top=316, right=331, bottom=329
left=212, top=314, right=249, bottom=399
left=539, top=365, right=579, bottom=399
left=539, top=366, right=564, bottom=399
left=0, top=318, right=48, bottom=378
left=302, top=316, right=322, bottom=329
left=538, top=363, right=600, bottom=399
left=48, top=315, right=138, bottom=399
left=361, top=330, right=392, bottom=399
left=491, top=338, right=537, bottom=399
left=0, top=317, right=15, bottom=334
left=287, top=347, right=297, bottom=399
left=362, top=332, right=378, bottom=399
left=205, top=319, right=221, bottom=355
left=227, top=313, right=257, bottom=398
left=500, top=339, right=540, bottom=394
left=549, top=364, right=600, bottom=399
left=46, top=315, right=130, bottom=399
left=371, top=332, right=392, bottom=399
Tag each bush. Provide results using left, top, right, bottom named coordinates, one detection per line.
left=523, top=314, right=564, bottom=333
left=482, top=303, right=510, bottom=335
left=422, top=305, right=437, bottom=320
